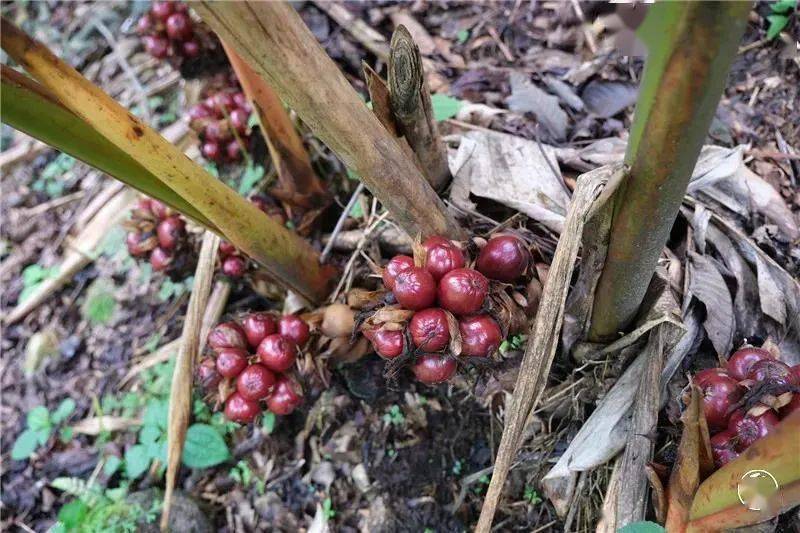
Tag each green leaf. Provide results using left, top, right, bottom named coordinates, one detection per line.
left=11, top=429, right=41, bottom=460
left=142, top=399, right=169, bottom=430
left=346, top=168, right=360, bottom=181
left=456, top=29, right=470, bottom=44
left=619, top=522, right=666, bottom=533
left=103, top=455, right=122, bottom=477
left=139, top=424, right=162, bottom=445
left=430, top=94, right=463, bottom=122
left=124, top=444, right=150, bottom=479
left=19, top=264, right=59, bottom=303
left=52, top=398, right=76, bottom=424
left=182, top=424, right=230, bottom=468
left=766, top=14, right=789, bottom=39
left=348, top=200, right=364, bottom=219
left=770, top=0, right=796, bottom=13
left=238, top=162, right=265, bottom=195
left=57, top=499, right=88, bottom=530
left=27, top=405, right=51, bottom=430
left=80, top=279, right=117, bottom=325
left=58, top=426, right=73, bottom=443
left=261, top=412, right=276, bottom=434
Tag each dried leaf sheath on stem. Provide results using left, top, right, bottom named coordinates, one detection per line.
left=221, top=41, right=329, bottom=210
left=193, top=1, right=463, bottom=240
left=1, top=18, right=336, bottom=303
left=388, top=25, right=451, bottom=191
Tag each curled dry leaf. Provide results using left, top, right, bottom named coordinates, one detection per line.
left=535, top=263, right=550, bottom=286
left=488, top=286, right=528, bottom=336
left=412, top=234, right=426, bottom=268
left=347, top=288, right=386, bottom=310
left=525, top=277, right=543, bottom=318
left=444, top=310, right=463, bottom=356
left=366, top=306, right=415, bottom=327
left=645, top=463, right=667, bottom=524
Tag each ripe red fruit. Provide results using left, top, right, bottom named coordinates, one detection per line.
left=226, top=140, right=242, bottom=162
left=746, top=359, right=795, bottom=387
left=257, top=334, right=298, bottom=372
left=189, top=104, right=213, bottom=123
left=143, top=35, right=169, bottom=59
left=150, top=200, right=171, bottom=219
left=412, top=354, right=457, bottom=384
left=382, top=255, right=415, bottom=290
left=242, top=313, right=278, bottom=349
left=197, top=357, right=221, bottom=389
left=698, top=373, right=743, bottom=430
left=204, top=121, right=231, bottom=143
left=267, top=375, right=303, bottom=415
left=229, top=108, right=249, bottom=134
left=150, top=1, right=174, bottom=21
left=459, top=315, right=502, bottom=357
left=181, top=40, right=200, bottom=58
left=222, top=255, right=247, bottom=277
left=476, top=235, right=531, bottom=282
left=236, top=364, right=276, bottom=400
left=224, top=391, right=260, bottom=423
left=726, top=347, right=773, bottom=381
left=136, top=14, right=153, bottom=34
left=150, top=246, right=173, bottom=272
left=710, top=430, right=740, bottom=468
left=165, top=12, right=192, bottom=41
left=156, top=215, right=185, bottom=250
left=393, top=267, right=436, bottom=310
left=728, top=409, right=780, bottom=450
left=278, top=315, right=310, bottom=346
left=422, top=236, right=465, bottom=281
left=135, top=197, right=154, bottom=214
left=219, top=241, right=237, bottom=256
left=207, top=321, right=247, bottom=351
left=213, top=92, right=236, bottom=114
left=233, top=92, right=248, bottom=109
left=694, top=367, right=731, bottom=386
left=215, top=348, right=249, bottom=378
left=409, top=308, right=450, bottom=351
left=365, top=327, right=405, bottom=359
left=126, top=232, right=151, bottom=257
left=438, top=268, right=489, bottom=315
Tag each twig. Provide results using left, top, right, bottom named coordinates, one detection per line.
left=570, top=0, right=598, bottom=54
left=534, top=125, right=567, bottom=196
left=320, top=182, right=365, bottom=264
left=21, top=190, right=85, bottom=217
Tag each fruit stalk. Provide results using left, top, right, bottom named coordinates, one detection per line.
left=193, top=1, right=464, bottom=240
left=588, top=2, right=750, bottom=340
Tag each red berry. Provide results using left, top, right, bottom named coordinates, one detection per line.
left=476, top=235, right=530, bottom=282
left=156, top=215, right=185, bottom=250
left=150, top=200, right=171, bottom=219
left=224, top=391, right=260, bottom=423
left=150, top=1, right=175, bottom=21
left=165, top=12, right=193, bottom=41
left=422, top=236, right=465, bottom=281
left=189, top=103, right=213, bottom=123
left=135, top=197, right=154, bottom=214
left=202, top=141, right=220, bottom=161
left=409, top=308, right=450, bottom=351
left=213, top=92, right=236, bottom=114
left=144, top=35, right=169, bottom=59
left=267, top=375, right=303, bottom=415
left=197, top=357, right=221, bottom=389
left=728, top=409, right=780, bottom=450
left=382, top=255, right=415, bottom=291
left=438, top=268, right=488, bottom=315
left=412, top=354, right=457, bottom=384
left=726, top=347, right=774, bottom=381
left=242, top=313, right=278, bottom=349
left=136, top=14, right=153, bottom=34
left=699, top=373, right=743, bottom=430
left=746, top=359, right=795, bottom=387
left=710, top=429, right=740, bottom=468
left=181, top=40, right=200, bottom=58
left=207, top=321, right=247, bottom=351
left=215, top=348, right=249, bottom=378
left=204, top=121, right=231, bottom=143
left=222, top=255, right=247, bottom=277
left=150, top=246, right=173, bottom=271
left=257, top=334, right=297, bottom=372
left=393, top=267, right=436, bottom=310
left=174, top=2, right=188, bottom=12
left=204, top=96, right=221, bottom=117
left=126, top=232, right=151, bottom=257
left=364, top=327, right=405, bottom=359
left=278, top=315, right=310, bottom=346
left=694, top=367, right=731, bottom=386
left=233, top=92, right=248, bottom=109
left=219, top=241, right=237, bottom=256
left=229, top=108, right=249, bottom=134
left=459, top=315, right=502, bottom=357
left=226, top=140, right=243, bottom=162
left=236, top=363, right=276, bottom=400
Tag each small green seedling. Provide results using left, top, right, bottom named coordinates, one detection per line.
left=12, top=398, right=76, bottom=460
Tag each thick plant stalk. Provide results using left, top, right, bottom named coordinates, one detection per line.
left=221, top=41, right=329, bottom=210
left=589, top=2, right=750, bottom=340
left=161, top=231, right=220, bottom=530
left=1, top=18, right=335, bottom=303
left=193, top=1, right=463, bottom=240
left=388, top=25, right=451, bottom=191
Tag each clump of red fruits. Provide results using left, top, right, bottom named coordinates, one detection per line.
left=361, top=234, right=531, bottom=385
left=216, top=195, right=287, bottom=278
left=189, top=87, right=253, bottom=164
left=689, top=345, right=799, bottom=468
left=125, top=197, right=189, bottom=274
left=137, top=2, right=205, bottom=62
left=198, top=312, right=310, bottom=423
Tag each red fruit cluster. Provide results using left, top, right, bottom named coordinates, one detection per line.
left=189, top=88, right=252, bottom=164
left=125, top=197, right=187, bottom=273
left=198, top=312, right=311, bottom=423
left=216, top=195, right=287, bottom=278
left=367, top=234, right=529, bottom=385
left=693, top=346, right=800, bottom=469
left=138, top=2, right=201, bottom=61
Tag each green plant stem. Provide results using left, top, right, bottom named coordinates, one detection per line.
left=589, top=2, right=750, bottom=341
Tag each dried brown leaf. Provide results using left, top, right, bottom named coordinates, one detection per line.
left=444, top=310, right=462, bottom=357
left=665, top=384, right=704, bottom=531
